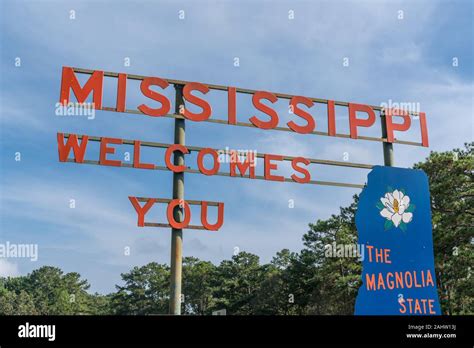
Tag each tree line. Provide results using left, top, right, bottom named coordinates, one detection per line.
left=1, top=143, right=472, bottom=315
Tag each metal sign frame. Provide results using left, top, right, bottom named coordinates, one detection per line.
left=57, top=66, right=429, bottom=314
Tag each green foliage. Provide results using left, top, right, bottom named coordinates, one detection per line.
left=211, top=252, right=267, bottom=315
left=182, top=257, right=216, bottom=315
left=111, top=262, right=170, bottom=315
left=414, top=142, right=473, bottom=314
left=301, top=197, right=362, bottom=314
left=0, top=266, right=92, bottom=315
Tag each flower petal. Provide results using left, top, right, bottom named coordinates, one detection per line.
left=401, top=195, right=410, bottom=207
left=380, top=208, right=393, bottom=220
left=391, top=213, right=402, bottom=227
left=399, top=204, right=406, bottom=214
left=402, top=212, right=413, bottom=223
left=386, top=193, right=394, bottom=204
left=381, top=198, right=394, bottom=212
left=393, top=190, right=401, bottom=201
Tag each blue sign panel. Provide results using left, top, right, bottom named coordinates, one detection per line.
left=355, top=166, right=441, bottom=315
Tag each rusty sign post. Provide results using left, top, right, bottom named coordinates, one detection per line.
left=57, top=66, right=429, bottom=315
left=170, top=85, right=185, bottom=315
left=380, top=110, right=394, bottom=167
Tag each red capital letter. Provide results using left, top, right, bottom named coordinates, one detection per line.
left=419, top=112, right=429, bottom=147
left=165, top=144, right=189, bottom=173
left=228, top=87, right=237, bottom=125
left=291, top=157, right=311, bottom=183
left=287, top=96, right=315, bottom=134
left=349, top=103, right=376, bottom=139
left=167, top=199, right=191, bottom=229
left=138, top=77, right=171, bottom=117
left=129, top=197, right=156, bottom=227
left=182, top=82, right=212, bottom=121
left=385, top=108, right=411, bottom=143
left=116, top=73, right=127, bottom=112
left=59, top=67, right=103, bottom=109
left=264, top=154, right=284, bottom=182
left=197, top=148, right=220, bottom=175
left=201, top=202, right=224, bottom=231
left=327, top=100, right=336, bottom=136
left=230, top=151, right=256, bottom=178
left=133, top=141, right=154, bottom=169
left=250, top=91, right=279, bottom=130
left=100, top=137, right=123, bottom=167
left=57, top=133, right=88, bottom=163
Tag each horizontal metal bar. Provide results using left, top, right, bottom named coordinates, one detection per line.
left=135, top=197, right=221, bottom=206
left=73, top=67, right=422, bottom=116
left=65, top=158, right=365, bottom=189
left=63, top=133, right=375, bottom=169
left=144, top=222, right=207, bottom=230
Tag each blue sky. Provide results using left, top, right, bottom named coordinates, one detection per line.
left=0, top=0, right=472, bottom=293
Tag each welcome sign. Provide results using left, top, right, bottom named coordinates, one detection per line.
left=56, top=66, right=435, bottom=314
left=355, top=166, right=441, bottom=315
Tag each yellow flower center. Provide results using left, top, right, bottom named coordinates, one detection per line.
left=393, top=199, right=399, bottom=213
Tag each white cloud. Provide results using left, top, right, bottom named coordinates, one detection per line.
left=0, top=259, right=19, bottom=277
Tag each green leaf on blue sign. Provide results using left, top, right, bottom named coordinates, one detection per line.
left=384, top=219, right=393, bottom=230
left=376, top=201, right=385, bottom=210
left=406, top=204, right=416, bottom=213
left=400, top=222, right=407, bottom=232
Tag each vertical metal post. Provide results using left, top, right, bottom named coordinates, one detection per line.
left=170, top=84, right=185, bottom=315
left=380, top=110, right=394, bottom=166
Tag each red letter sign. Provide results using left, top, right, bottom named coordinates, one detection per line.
left=197, top=148, right=220, bottom=176
left=250, top=91, right=279, bottom=130
left=183, top=82, right=212, bottom=121
left=100, top=137, right=123, bottom=167
left=327, top=100, right=336, bottom=136
left=167, top=199, right=191, bottom=229
left=201, top=202, right=224, bottom=231
left=227, top=87, right=237, bottom=125
left=59, top=67, right=103, bottom=109
left=419, top=112, right=429, bottom=147
left=138, top=77, right=171, bottom=117
left=287, top=96, right=315, bottom=134
left=129, top=197, right=156, bottom=227
left=116, top=73, right=127, bottom=112
left=165, top=145, right=189, bottom=173
left=291, top=157, right=311, bottom=183
left=264, top=154, right=284, bottom=182
left=57, top=133, right=88, bottom=163
left=349, top=103, right=376, bottom=139
left=133, top=141, right=154, bottom=169
left=385, top=108, right=411, bottom=143
left=230, top=151, right=256, bottom=178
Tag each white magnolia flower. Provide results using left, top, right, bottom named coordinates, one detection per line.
left=379, top=190, right=413, bottom=228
